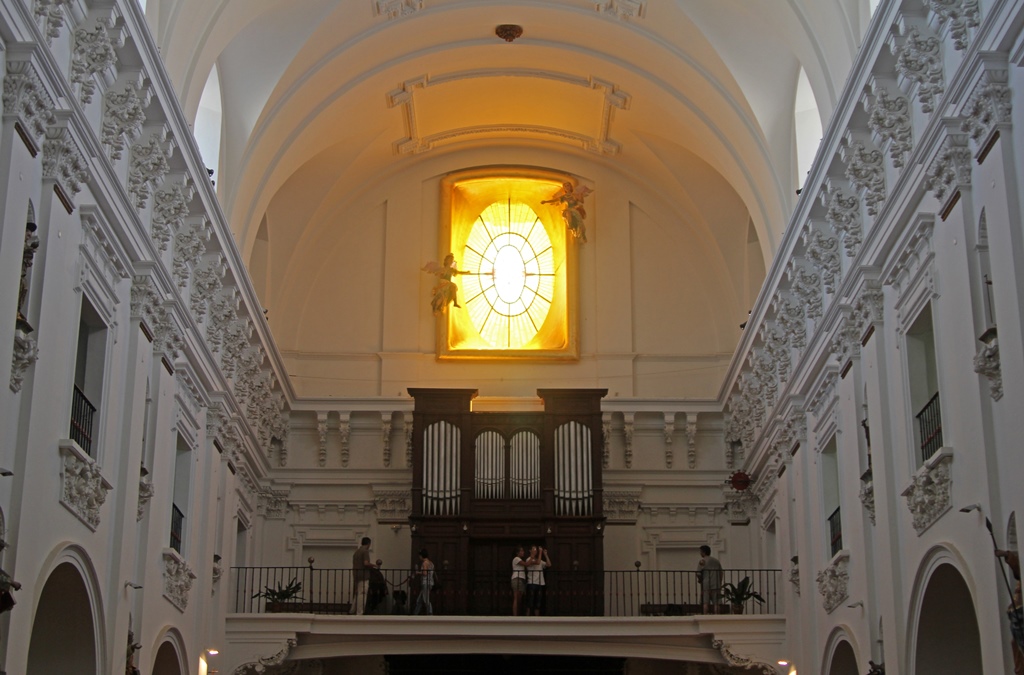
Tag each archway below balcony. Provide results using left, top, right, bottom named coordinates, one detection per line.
left=26, top=560, right=99, bottom=673
left=826, top=638, right=859, bottom=675
left=152, top=637, right=187, bottom=675
left=912, top=562, right=982, bottom=674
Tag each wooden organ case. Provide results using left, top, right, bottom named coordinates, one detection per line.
left=408, top=388, right=607, bottom=616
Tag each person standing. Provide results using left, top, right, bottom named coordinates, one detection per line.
left=511, top=545, right=528, bottom=616
left=525, top=545, right=551, bottom=616
left=413, top=548, right=435, bottom=615
left=352, top=537, right=375, bottom=615
left=697, top=545, right=723, bottom=614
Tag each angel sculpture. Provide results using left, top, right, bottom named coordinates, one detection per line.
left=422, top=253, right=470, bottom=315
left=542, top=181, right=593, bottom=243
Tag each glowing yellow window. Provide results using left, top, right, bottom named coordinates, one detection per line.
left=462, top=201, right=554, bottom=348
left=438, top=170, right=579, bottom=360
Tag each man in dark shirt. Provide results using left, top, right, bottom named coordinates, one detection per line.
left=697, top=545, right=723, bottom=614
left=352, top=537, right=375, bottom=615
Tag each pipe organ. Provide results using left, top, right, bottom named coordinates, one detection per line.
left=408, top=388, right=606, bottom=615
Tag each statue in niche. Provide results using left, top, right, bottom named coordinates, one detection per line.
left=422, top=253, right=470, bottom=315
left=125, top=623, right=142, bottom=675
left=542, top=181, right=593, bottom=243
left=17, top=216, right=40, bottom=331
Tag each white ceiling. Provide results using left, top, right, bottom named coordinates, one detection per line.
left=145, top=0, right=872, bottom=397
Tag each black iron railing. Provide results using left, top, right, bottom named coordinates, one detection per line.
left=828, top=506, right=843, bottom=557
left=170, top=504, right=185, bottom=554
left=916, top=391, right=943, bottom=462
left=70, top=385, right=96, bottom=456
left=230, top=566, right=782, bottom=617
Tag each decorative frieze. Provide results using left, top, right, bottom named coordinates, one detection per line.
left=902, top=449, right=952, bottom=535
left=257, top=491, right=289, bottom=519
left=852, top=284, right=885, bottom=338
left=59, top=441, right=113, bottom=531
left=102, top=82, right=147, bottom=161
left=173, top=219, right=211, bottom=287
left=2, top=59, right=56, bottom=150
left=207, top=288, right=239, bottom=354
left=973, top=327, right=1002, bottom=400
left=843, top=140, right=886, bottom=216
left=789, top=558, right=800, bottom=594
left=803, top=229, right=841, bottom=294
left=831, top=312, right=861, bottom=370
left=925, top=0, right=979, bottom=51
left=219, top=316, right=253, bottom=378
left=42, top=125, right=91, bottom=206
left=339, top=414, right=351, bottom=467
left=868, top=87, right=914, bottom=168
left=191, top=254, right=225, bottom=321
left=373, top=489, right=411, bottom=522
left=603, top=489, right=642, bottom=522
left=760, top=321, right=791, bottom=384
left=823, top=188, right=862, bottom=257
left=71, top=19, right=119, bottom=105
left=790, top=265, right=823, bottom=320
left=961, top=73, right=1012, bottom=152
left=128, top=132, right=173, bottom=209
left=927, top=134, right=972, bottom=203
left=162, top=549, right=196, bottom=612
left=150, top=179, right=193, bottom=251
left=33, top=0, right=72, bottom=42
left=724, top=488, right=758, bottom=525
left=895, top=27, right=945, bottom=113
left=816, top=552, right=850, bottom=613
left=774, top=293, right=807, bottom=349
left=405, top=415, right=414, bottom=468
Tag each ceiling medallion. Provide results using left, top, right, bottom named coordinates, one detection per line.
left=495, top=24, right=523, bottom=42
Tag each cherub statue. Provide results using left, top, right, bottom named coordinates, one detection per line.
left=542, top=181, right=593, bottom=243
left=422, top=253, right=469, bottom=315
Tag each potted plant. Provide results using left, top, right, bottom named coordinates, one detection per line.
left=252, top=577, right=303, bottom=612
left=720, top=576, right=765, bottom=615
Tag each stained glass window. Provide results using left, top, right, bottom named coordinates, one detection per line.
left=461, top=201, right=555, bottom=349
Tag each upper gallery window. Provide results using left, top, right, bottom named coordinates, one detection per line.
left=437, top=169, right=579, bottom=360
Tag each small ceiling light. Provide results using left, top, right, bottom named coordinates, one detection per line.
left=495, top=24, right=523, bottom=42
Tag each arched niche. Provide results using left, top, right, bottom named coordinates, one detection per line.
left=26, top=561, right=99, bottom=673
left=912, top=562, right=983, bottom=674
left=827, top=639, right=859, bottom=675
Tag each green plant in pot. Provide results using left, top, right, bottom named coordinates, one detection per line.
left=720, top=576, right=765, bottom=614
left=253, top=576, right=303, bottom=611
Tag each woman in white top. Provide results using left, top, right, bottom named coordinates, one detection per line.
left=511, top=545, right=528, bottom=616
left=524, top=545, right=551, bottom=616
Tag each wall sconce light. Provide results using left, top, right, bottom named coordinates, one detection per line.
left=391, top=524, right=402, bottom=532
left=207, top=649, right=219, bottom=656
left=546, top=527, right=552, bottom=534
left=462, top=523, right=468, bottom=531
left=411, top=524, right=417, bottom=532
left=596, top=523, right=602, bottom=531
left=124, top=581, right=143, bottom=590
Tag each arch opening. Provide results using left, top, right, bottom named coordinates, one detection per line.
left=913, top=563, right=983, bottom=674
left=27, top=562, right=98, bottom=674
